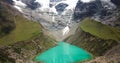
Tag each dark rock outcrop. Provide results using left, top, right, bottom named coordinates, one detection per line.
left=50, top=0, right=62, bottom=2
left=21, top=0, right=41, bottom=10
left=74, top=0, right=120, bottom=27
left=55, top=3, right=68, bottom=14
left=111, top=0, right=120, bottom=7
left=74, top=0, right=113, bottom=19
left=5, top=0, right=13, bottom=5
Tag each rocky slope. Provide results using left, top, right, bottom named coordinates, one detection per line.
left=70, top=1, right=120, bottom=62
left=74, top=0, right=120, bottom=27
left=0, top=1, right=16, bottom=38
left=0, top=0, right=56, bottom=63
left=6, top=0, right=78, bottom=31
left=65, top=18, right=120, bottom=63
left=0, top=34, right=56, bottom=63
left=83, top=45, right=120, bottom=63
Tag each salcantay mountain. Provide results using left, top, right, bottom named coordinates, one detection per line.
left=0, top=0, right=120, bottom=63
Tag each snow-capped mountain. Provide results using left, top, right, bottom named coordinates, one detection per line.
left=7, top=0, right=79, bottom=32
left=6, top=0, right=120, bottom=31
left=74, top=0, right=120, bottom=27
left=10, top=0, right=78, bottom=13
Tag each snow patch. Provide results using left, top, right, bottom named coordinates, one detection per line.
left=50, top=7, right=58, bottom=14
left=13, top=0, right=26, bottom=7
left=14, top=6, right=23, bottom=12
left=35, top=0, right=78, bottom=14
left=35, top=0, right=50, bottom=8
left=52, top=15, right=55, bottom=22
left=13, top=0, right=26, bottom=12
left=62, top=26, right=70, bottom=36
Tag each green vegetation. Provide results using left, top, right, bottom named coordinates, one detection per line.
left=65, top=18, right=119, bottom=56
left=0, top=2, right=42, bottom=46
left=0, top=33, right=56, bottom=63
left=0, top=1, right=56, bottom=63
left=0, top=16, right=42, bottom=45
left=65, top=28, right=118, bottom=56
left=80, top=18, right=120, bottom=42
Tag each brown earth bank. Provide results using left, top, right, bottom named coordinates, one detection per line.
left=83, top=45, right=120, bottom=63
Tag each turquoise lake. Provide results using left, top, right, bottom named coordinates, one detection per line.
left=35, top=42, right=92, bottom=63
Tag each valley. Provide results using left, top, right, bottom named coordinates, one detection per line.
left=0, top=0, right=120, bottom=63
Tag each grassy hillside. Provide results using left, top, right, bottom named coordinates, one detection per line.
left=80, top=18, right=120, bottom=42
left=0, top=16, right=42, bottom=45
left=0, top=1, right=43, bottom=46
left=0, top=29, right=56, bottom=63
left=65, top=18, right=119, bottom=56
left=0, top=1, right=56, bottom=63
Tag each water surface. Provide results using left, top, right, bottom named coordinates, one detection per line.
left=35, top=42, right=92, bottom=63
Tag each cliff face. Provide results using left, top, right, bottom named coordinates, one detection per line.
left=74, top=0, right=120, bottom=27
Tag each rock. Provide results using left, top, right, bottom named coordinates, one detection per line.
left=65, top=26, right=118, bottom=56
left=111, top=0, right=120, bottom=7
left=50, top=0, right=62, bottom=2
left=5, top=0, right=13, bottom=5
left=21, top=0, right=41, bottom=10
left=83, top=45, right=120, bottom=63
left=74, top=0, right=120, bottom=27
left=55, top=3, right=68, bottom=14
left=0, top=34, right=56, bottom=63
